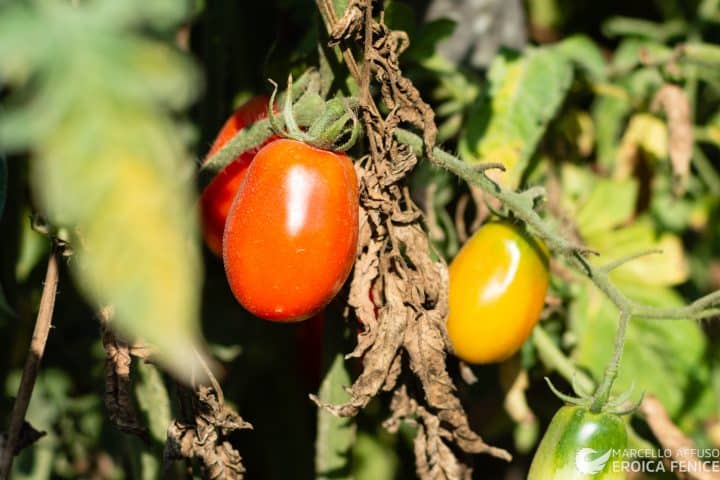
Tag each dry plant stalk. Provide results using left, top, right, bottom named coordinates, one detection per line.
left=313, top=0, right=510, bottom=477
left=99, top=306, right=151, bottom=442
left=0, top=248, right=58, bottom=479
left=164, top=386, right=252, bottom=480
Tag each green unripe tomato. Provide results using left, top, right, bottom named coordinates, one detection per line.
left=528, top=406, right=628, bottom=479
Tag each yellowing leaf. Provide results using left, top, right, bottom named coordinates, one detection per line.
left=615, top=113, right=668, bottom=180
left=460, top=47, right=573, bottom=189
left=586, top=217, right=689, bottom=287
left=575, top=177, right=638, bottom=238
left=0, top=0, right=207, bottom=381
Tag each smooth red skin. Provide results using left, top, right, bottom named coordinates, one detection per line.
left=200, top=96, right=277, bottom=256
left=223, top=139, right=359, bottom=322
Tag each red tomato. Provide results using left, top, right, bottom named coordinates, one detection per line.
left=200, top=96, right=278, bottom=256
left=223, top=139, right=359, bottom=322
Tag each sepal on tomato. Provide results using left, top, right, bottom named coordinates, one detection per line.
left=268, top=75, right=362, bottom=152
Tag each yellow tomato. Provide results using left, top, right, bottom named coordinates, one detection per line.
left=447, top=221, right=549, bottom=364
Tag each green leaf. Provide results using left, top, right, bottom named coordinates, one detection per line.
left=353, top=432, right=398, bottom=480
left=316, top=319, right=355, bottom=480
left=570, top=283, right=714, bottom=421
left=459, top=47, right=573, bottom=189
left=554, top=35, right=606, bottom=80
left=602, top=17, right=686, bottom=42
left=15, top=210, right=48, bottom=283
left=591, top=89, right=631, bottom=171
left=0, top=0, right=207, bottom=380
left=134, top=360, right=171, bottom=444
left=575, top=177, right=638, bottom=237
left=406, top=19, right=456, bottom=62
left=610, top=38, right=672, bottom=74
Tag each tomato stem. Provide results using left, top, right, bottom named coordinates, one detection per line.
left=394, top=126, right=720, bottom=322
left=589, top=310, right=630, bottom=412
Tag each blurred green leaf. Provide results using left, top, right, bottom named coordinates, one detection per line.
left=592, top=88, right=631, bottom=171
left=610, top=39, right=672, bottom=74
left=134, top=360, right=171, bottom=443
left=353, top=431, right=398, bottom=480
left=683, top=42, right=720, bottom=67
left=15, top=211, right=48, bottom=283
left=406, top=19, right=456, bottom=63
left=575, top=177, right=638, bottom=237
left=0, top=0, right=207, bottom=380
left=602, top=17, right=686, bottom=42
left=316, top=319, right=355, bottom=480
left=459, top=47, right=573, bottom=189
left=555, top=35, right=606, bottom=80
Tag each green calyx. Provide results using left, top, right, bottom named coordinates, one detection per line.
left=544, top=377, right=644, bottom=416
left=268, top=75, right=362, bottom=152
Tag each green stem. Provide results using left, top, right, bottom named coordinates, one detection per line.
left=589, top=310, right=630, bottom=412
left=394, top=126, right=720, bottom=321
left=692, top=145, right=720, bottom=195
left=532, top=326, right=595, bottom=396
left=393, top=126, right=720, bottom=411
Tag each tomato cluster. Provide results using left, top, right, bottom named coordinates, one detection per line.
left=200, top=98, right=359, bottom=322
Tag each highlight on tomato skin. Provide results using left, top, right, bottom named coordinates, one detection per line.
left=446, top=221, right=549, bottom=364
left=199, top=95, right=278, bottom=256
left=222, top=138, right=359, bottom=322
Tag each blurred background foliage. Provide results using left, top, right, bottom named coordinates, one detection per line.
left=0, top=0, right=720, bottom=478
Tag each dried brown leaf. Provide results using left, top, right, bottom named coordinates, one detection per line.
left=164, top=386, right=252, bottom=480
left=651, top=84, right=693, bottom=195
left=315, top=1, right=510, bottom=476
left=640, top=395, right=720, bottom=480
left=100, top=307, right=149, bottom=441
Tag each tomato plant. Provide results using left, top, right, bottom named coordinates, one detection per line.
left=223, top=139, right=359, bottom=321
left=199, top=95, right=278, bottom=256
left=446, top=221, right=549, bottom=364
left=528, top=406, right=628, bottom=479
left=3, top=0, right=720, bottom=478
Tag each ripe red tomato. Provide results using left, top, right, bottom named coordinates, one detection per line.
left=200, top=96, right=278, bottom=256
left=223, top=139, right=359, bottom=322
left=447, top=221, right=549, bottom=364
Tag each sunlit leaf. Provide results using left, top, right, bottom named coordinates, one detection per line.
left=0, top=0, right=207, bottom=380
left=587, top=217, right=689, bottom=287
left=615, top=113, right=668, bottom=179
left=575, top=177, right=638, bottom=237
left=459, top=47, right=573, bottom=189
left=610, top=38, right=672, bottom=74
left=602, top=17, right=686, bottom=42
